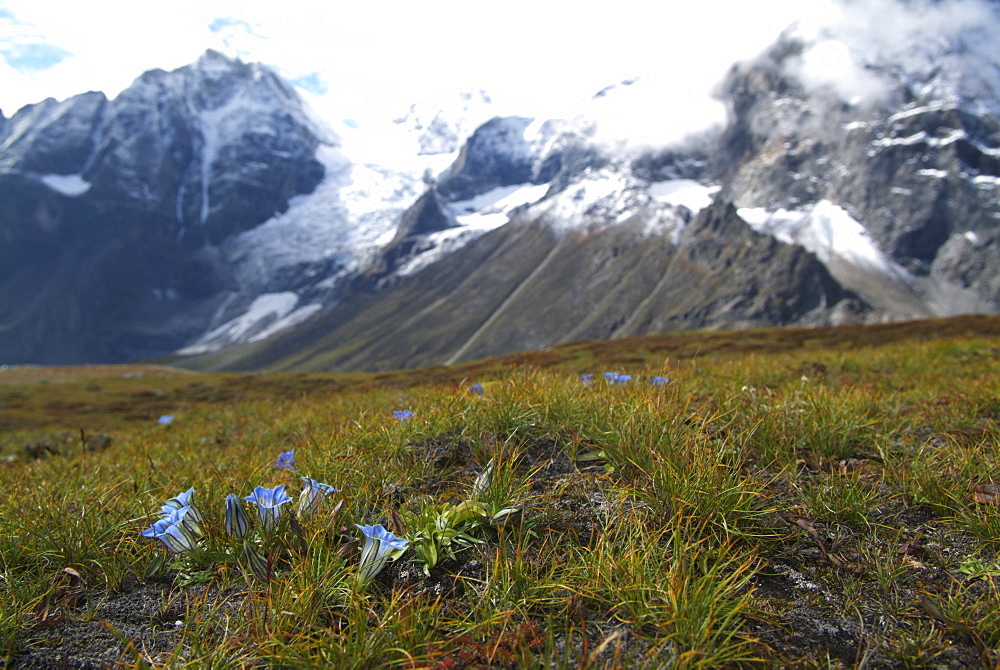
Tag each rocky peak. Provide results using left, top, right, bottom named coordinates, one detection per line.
left=0, top=51, right=331, bottom=364
left=0, top=91, right=108, bottom=175
left=437, top=116, right=537, bottom=201
left=82, top=49, right=327, bottom=245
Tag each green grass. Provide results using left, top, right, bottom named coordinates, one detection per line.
left=1, top=316, right=999, bottom=667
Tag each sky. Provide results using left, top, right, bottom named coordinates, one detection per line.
left=1, top=0, right=998, bottom=148
left=0, top=1, right=818, bottom=122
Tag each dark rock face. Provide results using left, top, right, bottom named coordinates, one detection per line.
left=377, top=191, right=455, bottom=275
left=84, top=49, right=325, bottom=245
left=435, top=116, right=603, bottom=204
left=0, top=92, right=108, bottom=175
left=0, top=50, right=327, bottom=364
left=649, top=202, right=853, bottom=330
left=712, top=34, right=1000, bottom=311
left=437, top=117, right=537, bottom=201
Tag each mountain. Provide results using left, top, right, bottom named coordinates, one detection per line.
left=0, top=51, right=326, bottom=363
left=0, top=51, right=475, bottom=364
left=3, top=6, right=999, bottom=370
left=188, top=14, right=998, bottom=372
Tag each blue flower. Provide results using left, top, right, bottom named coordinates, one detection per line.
left=274, top=449, right=296, bottom=471
left=157, top=415, right=175, bottom=425
left=161, top=487, right=203, bottom=527
left=297, top=477, right=341, bottom=519
left=603, top=372, right=619, bottom=383
left=580, top=374, right=594, bottom=386
left=356, top=524, right=409, bottom=584
left=225, top=493, right=250, bottom=539
left=603, top=372, right=631, bottom=385
left=141, top=507, right=198, bottom=554
left=469, top=382, right=485, bottom=396
left=615, top=374, right=632, bottom=384
left=651, top=376, right=670, bottom=386
left=393, top=410, right=414, bottom=422
left=245, top=485, right=293, bottom=533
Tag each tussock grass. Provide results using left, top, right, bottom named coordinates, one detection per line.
left=1, top=316, right=999, bottom=667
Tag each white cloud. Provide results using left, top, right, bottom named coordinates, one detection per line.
left=3, top=0, right=997, bottom=144
left=0, top=0, right=812, bottom=119
left=782, top=0, right=1000, bottom=108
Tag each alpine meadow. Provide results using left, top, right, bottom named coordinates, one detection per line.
left=2, top=316, right=999, bottom=667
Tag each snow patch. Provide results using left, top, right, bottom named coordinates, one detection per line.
left=917, top=168, right=948, bottom=179
left=450, top=183, right=550, bottom=229
left=977, top=144, right=1000, bottom=158
left=178, top=292, right=322, bottom=354
left=394, top=183, right=550, bottom=277
left=40, top=173, right=91, bottom=196
left=220, top=144, right=423, bottom=290
left=530, top=170, right=645, bottom=233
left=872, top=128, right=968, bottom=150
left=963, top=230, right=980, bottom=245
left=253, top=303, right=322, bottom=342
left=737, top=200, right=911, bottom=282
left=647, top=179, right=719, bottom=213
left=393, top=227, right=484, bottom=278
left=873, top=131, right=928, bottom=147
left=887, top=102, right=953, bottom=123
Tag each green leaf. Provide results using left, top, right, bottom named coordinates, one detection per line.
left=144, top=550, right=167, bottom=578
left=424, top=540, right=438, bottom=569
left=491, top=505, right=523, bottom=524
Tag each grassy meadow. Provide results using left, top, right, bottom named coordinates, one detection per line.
left=1, top=316, right=999, bottom=668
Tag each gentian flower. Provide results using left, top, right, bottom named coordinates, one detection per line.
left=225, top=493, right=250, bottom=539
left=161, top=487, right=204, bottom=527
left=580, top=374, right=594, bottom=386
left=355, top=524, right=409, bottom=585
left=297, top=477, right=341, bottom=519
left=615, top=374, right=632, bottom=384
left=603, top=372, right=619, bottom=384
left=469, top=383, right=485, bottom=396
left=245, top=485, right=293, bottom=533
left=274, top=449, right=296, bottom=471
left=242, top=540, right=270, bottom=582
left=471, top=459, right=495, bottom=499
left=157, top=415, right=175, bottom=425
left=651, top=376, right=670, bottom=386
left=393, top=410, right=414, bottom=422
left=142, top=507, right=198, bottom=554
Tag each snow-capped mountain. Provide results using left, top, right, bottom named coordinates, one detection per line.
left=204, top=7, right=998, bottom=372
left=0, top=51, right=484, bottom=363
left=2, top=2, right=998, bottom=369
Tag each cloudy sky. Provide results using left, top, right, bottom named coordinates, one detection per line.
left=2, top=0, right=998, bottom=146
left=0, top=1, right=824, bottom=119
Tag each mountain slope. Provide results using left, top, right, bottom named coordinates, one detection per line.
left=180, top=197, right=856, bottom=372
